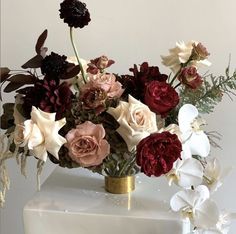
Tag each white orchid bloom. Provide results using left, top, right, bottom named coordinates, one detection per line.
left=203, top=157, right=231, bottom=193
left=178, top=104, right=210, bottom=157
left=193, top=211, right=232, bottom=234
left=166, top=157, right=204, bottom=188
left=170, top=185, right=219, bottom=229
left=22, top=107, right=66, bottom=162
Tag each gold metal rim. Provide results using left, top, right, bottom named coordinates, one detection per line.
left=105, top=175, right=135, bottom=194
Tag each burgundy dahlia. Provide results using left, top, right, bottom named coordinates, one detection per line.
left=41, top=52, right=70, bottom=81
left=136, top=131, right=182, bottom=177
left=118, top=62, right=168, bottom=100
left=144, top=80, right=179, bottom=117
left=59, top=0, right=91, bottom=28
left=130, top=62, right=168, bottom=86
left=23, top=79, right=73, bottom=119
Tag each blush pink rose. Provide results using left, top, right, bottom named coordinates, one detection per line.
left=65, top=121, right=110, bottom=167
left=83, top=73, right=124, bottom=98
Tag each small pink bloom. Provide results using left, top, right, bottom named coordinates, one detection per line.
left=87, top=55, right=115, bottom=74
left=192, top=42, right=210, bottom=61
left=178, top=66, right=203, bottom=89
left=65, top=121, right=110, bottom=167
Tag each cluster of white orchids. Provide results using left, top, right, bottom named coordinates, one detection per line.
left=167, top=104, right=233, bottom=233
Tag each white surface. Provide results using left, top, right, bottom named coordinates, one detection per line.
left=1, top=0, right=236, bottom=234
left=23, top=167, right=190, bottom=234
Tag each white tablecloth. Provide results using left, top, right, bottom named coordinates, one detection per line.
left=23, top=167, right=190, bottom=234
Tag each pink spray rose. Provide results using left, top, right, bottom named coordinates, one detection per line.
left=65, top=121, right=110, bottom=167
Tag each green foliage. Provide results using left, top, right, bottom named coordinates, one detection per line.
left=179, top=67, right=236, bottom=114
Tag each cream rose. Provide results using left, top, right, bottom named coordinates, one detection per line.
left=107, top=95, right=158, bottom=151
left=161, top=41, right=211, bottom=73
left=14, top=107, right=66, bottom=162
left=65, top=121, right=110, bottom=167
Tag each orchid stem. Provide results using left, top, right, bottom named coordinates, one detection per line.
left=69, top=27, right=87, bottom=84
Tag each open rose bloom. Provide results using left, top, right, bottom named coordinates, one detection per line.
left=1, top=1, right=236, bottom=233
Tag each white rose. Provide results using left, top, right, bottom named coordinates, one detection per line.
left=14, top=107, right=67, bottom=162
left=161, top=41, right=211, bottom=73
left=107, top=95, right=158, bottom=151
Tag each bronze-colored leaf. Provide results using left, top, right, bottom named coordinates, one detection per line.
left=35, top=29, right=48, bottom=55
left=8, top=74, right=37, bottom=84
left=16, top=86, right=34, bottom=94
left=0, top=103, right=15, bottom=129
left=0, top=67, right=11, bottom=83
left=61, top=65, right=81, bottom=79
left=4, top=82, right=26, bottom=93
left=21, top=55, right=43, bottom=69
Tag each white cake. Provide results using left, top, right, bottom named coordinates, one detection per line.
left=23, top=167, right=190, bottom=234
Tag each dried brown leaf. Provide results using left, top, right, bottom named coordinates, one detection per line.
left=21, top=55, right=43, bottom=69
left=0, top=67, right=11, bottom=83
left=8, top=74, right=37, bottom=84
left=61, top=65, right=81, bottom=79
left=35, top=29, right=48, bottom=55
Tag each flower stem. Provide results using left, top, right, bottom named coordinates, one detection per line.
left=69, top=27, right=87, bottom=84
left=169, top=56, right=193, bottom=86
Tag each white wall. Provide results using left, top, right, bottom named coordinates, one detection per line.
left=1, top=0, right=236, bottom=234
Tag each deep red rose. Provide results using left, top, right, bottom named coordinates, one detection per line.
left=178, top=66, right=203, bottom=89
left=136, top=131, right=182, bottom=177
left=144, top=81, right=179, bottom=117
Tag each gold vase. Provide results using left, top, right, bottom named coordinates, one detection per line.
left=105, top=175, right=135, bottom=194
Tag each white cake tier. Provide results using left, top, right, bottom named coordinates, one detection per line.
left=23, top=167, right=190, bottom=234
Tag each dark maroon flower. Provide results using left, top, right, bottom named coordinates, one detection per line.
left=87, top=56, right=115, bottom=75
left=130, top=62, right=168, bottom=86
left=118, top=62, right=168, bottom=100
left=80, top=87, right=107, bottom=115
left=144, top=81, right=179, bottom=117
left=136, top=131, right=182, bottom=177
left=41, top=52, right=70, bottom=81
left=178, top=66, right=203, bottom=89
left=23, top=79, right=73, bottom=119
left=59, top=0, right=91, bottom=28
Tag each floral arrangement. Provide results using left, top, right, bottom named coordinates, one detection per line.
left=1, top=0, right=236, bottom=233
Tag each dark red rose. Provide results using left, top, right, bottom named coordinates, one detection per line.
left=178, top=66, right=203, bottom=89
left=144, top=81, right=179, bottom=117
left=136, top=131, right=182, bottom=177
